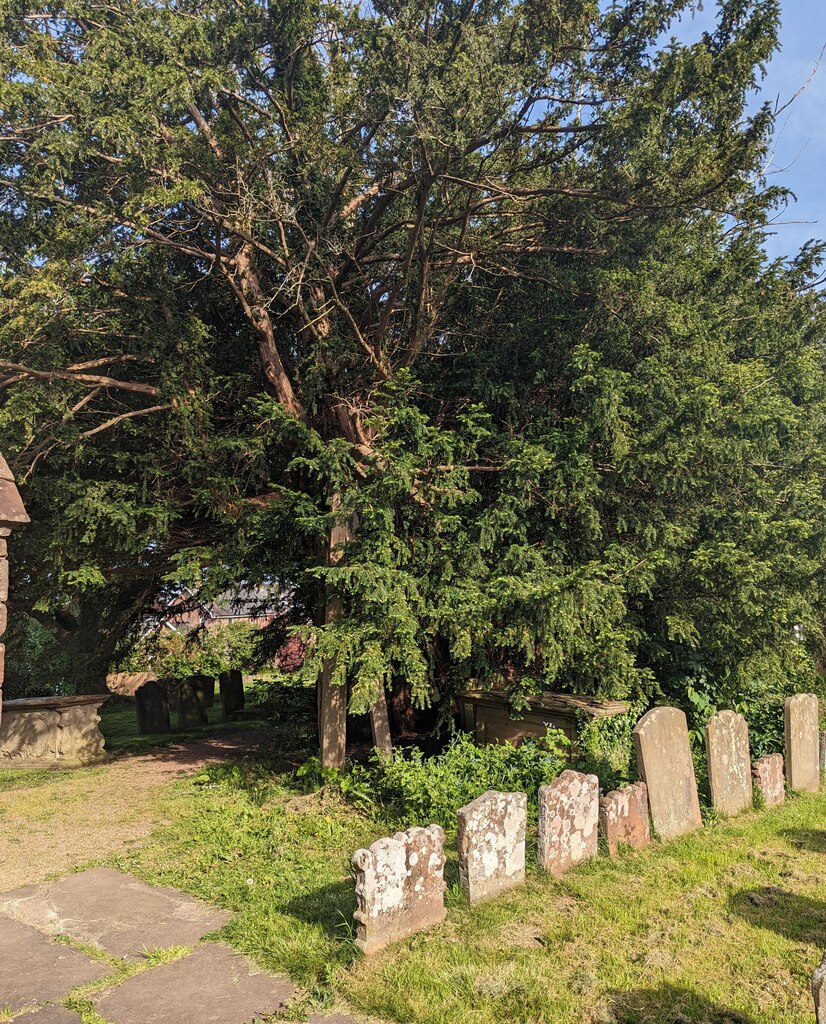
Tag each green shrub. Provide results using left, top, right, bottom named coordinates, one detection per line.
left=301, top=729, right=570, bottom=829
left=122, top=621, right=264, bottom=680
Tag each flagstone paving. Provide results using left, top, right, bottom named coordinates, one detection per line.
left=94, top=942, right=295, bottom=1024
left=12, top=1008, right=83, bottom=1023
left=0, top=867, right=231, bottom=959
left=1, top=869, right=356, bottom=1024
left=0, top=916, right=110, bottom=1014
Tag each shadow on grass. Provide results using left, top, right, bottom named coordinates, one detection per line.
left=609, top=984, right=758, bottom=1023
left=780, top=827, right=826, bottom=854
left=282, top=879, right=357, bottom=941
left=729, top=885, right=826, bottom=944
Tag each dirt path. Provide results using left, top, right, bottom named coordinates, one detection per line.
left=0, top=733, right=265, bottom=892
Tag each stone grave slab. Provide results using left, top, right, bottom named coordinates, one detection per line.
left=785, top=693, right=820, bottom=792
left=0, top=868, right=231, bottom=959
left=537, top=770, right=599, bottom=877
left=599, top=781, right=650, bottom=857
left=353, top=824, right=447, bottom=954
left=633, top=706, right=701, bottom=840
left=94, top=942, right=294, bottom=1024
left=13, top=1007, right=83, bottom=1023
left=752, top=753, right=785, bottom=806
left=457, top=790, right=527, bottom=903
left=0, top=917, right=109, bottom=1013
left=705, top=709, right=752, bottom=816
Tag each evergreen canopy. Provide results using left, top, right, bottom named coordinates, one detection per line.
left=1, top=0, right=825, bottom=721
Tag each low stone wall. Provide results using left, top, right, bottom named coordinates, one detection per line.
left=0, top=694, right=109, bottom=766
left=353, top=694, right=823, bottom=956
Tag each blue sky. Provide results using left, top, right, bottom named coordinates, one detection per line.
left=681, top=2, right=826, bottom=262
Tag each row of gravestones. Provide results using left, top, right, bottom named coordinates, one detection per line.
left=115, top=670, right=246, bottom=734
left=351, top=694, right=822, bottom=955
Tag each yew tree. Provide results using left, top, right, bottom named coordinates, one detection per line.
left=3, top=0, right=825, bottom=757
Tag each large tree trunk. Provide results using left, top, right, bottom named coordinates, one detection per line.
left=317, top=495, right=393, bottom=766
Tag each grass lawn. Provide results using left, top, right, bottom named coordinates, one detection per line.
left=3, top=692, right=825, bottom=1023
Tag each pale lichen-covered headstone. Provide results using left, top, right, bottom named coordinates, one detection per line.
left=752, top=753, right=784, bottom=807
left=705, top=710, right=752, bottom=816
left=457, top=790, right=527, bottom=903
left=813, top=948, right=826, bottom=1023
left=537, top=770, right=599, bottom=877
left=785, top=693, right=820, bottom=792
left=633, top=707, right=701, bottom=840
left=352, top=824, right=446, bottom=954
left=599, top=782, right=650, bottom=857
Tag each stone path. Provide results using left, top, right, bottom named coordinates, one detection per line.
left=0, top=868, right=355, bottom=1024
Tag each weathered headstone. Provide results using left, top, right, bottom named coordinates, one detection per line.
left=178, top=677, right=209, bottom=729
left=352, top=824, right=446, bottom=954
left=784, top=693, right=820, bottom=792
left=705, top=709, right=752, bottom=816
left=752, top=753, right=785, bottom=807
left=537, top=769, right=599, bottom=877
left=219, top=669, right=245, bottom=720
left=814, top=948, right=826, bottom=1024
left=632, top=706, right=702, bottom=840
left=135, top=680, right=171, bottom=735
left=599, top=781, right=650, bottom=857
left=457, top=790, right=527, bottom=903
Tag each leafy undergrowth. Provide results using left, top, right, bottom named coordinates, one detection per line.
left=106, top=759, right=826, bottom=1024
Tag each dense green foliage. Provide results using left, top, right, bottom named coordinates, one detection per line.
left=122, top=621, right=264, bottom=680
left=1, top=0, right=825, bottom=723
left=300, top=728, right=570, bottom=827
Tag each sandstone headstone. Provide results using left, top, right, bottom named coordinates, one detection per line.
left=633, top=706, right=701, bottom=840
left=599, top=781, right=650, bottom=857
left=705, top=709, right=752, bottom=816
left=785, top=693, right=820, bottom=792
left=814, top=948, right=826, bottom=1024
left=353, top=824, right=446, bottom=954
left=537, top=769, right=599, bottom=876
left=752, top=753, right=785, bottom=807
left=135, top=680, right=171, bottom=735
left=457, top=790, right=527, bottom=903
left=178, top=677, right=209, bottom=728
left=219, top=668, right=245, bottom=720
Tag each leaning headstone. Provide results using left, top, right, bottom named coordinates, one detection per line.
left=705, top=709, right=752, bottom=816
left=178, top=677, right=209, bottom=729
left=537, top=770, right=599, bottom=877
left=632, top=706, right=702, bottom=840
left=134, top=680, right=171, bottom=735
left=457, top=790, right=527, bottom=903
left=219, top=669, right=245, bottom=720
left=752, top=753, right=785, bottom=807
left=814, top=948, right=826, bottom=1024
left=352, top=824, right=446, bottom=954
left=784, top=693, right=820, bottom=792
left=599, top=782, right=650, bottom=857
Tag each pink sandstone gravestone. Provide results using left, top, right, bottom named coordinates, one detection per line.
left=537, top=769, right=599, bottom=877
left=751, top=753, right=785, bottom=806
left=457, top=790, right=527, bottom=903
left=705, top=709, right=753, bottom=816
left=633, top=706, right=702, bottom=840
left=785, top=693, right=820, bottom=792
left=352, top=824, right=446, bottom=954
left=599, top=781, right=650, bottom=857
